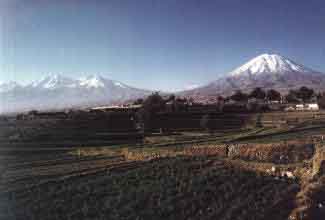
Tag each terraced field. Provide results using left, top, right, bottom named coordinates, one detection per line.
left=0, top=154, right=125, bottom=192
left=1, top=119, right=325, bottom=220
left=0, top=157, right=300, bottom=220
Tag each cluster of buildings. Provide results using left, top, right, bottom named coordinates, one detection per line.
left=284, top=103, right=319, bottom=111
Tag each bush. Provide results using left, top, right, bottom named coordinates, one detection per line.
left=230, top=90, right=248, bottom=102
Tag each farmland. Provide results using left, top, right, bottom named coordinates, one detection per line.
left=0, top=114, right=325, bottom=219
left=1, top=157, right=300, bottom=220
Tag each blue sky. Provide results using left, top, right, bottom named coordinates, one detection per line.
left=1, top=0, right=325, bottom=91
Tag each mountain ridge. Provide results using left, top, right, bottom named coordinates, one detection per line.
left=0, top=74, right=151, bottom=114
left=1, top=53, right=325, bottom=113
left=181, top=53, right=325, bottom=97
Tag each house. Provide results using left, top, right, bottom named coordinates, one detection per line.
left=306, top=103, right=319, bottom=111
left=295, top=104, right=305, bottom=111
left=285, top=103, right=320, bottom=111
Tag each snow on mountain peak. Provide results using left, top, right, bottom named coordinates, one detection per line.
left=31, top=74, right=75, bottom=89
left=0, top=74, right=150, bottom=113
left=27, top=74, right=130, bottom=90
left=78, top=75, right=106, bottom=88
left=229, top=53, right=313, bottom=76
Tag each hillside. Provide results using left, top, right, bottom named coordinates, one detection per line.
left=181, top=54, right=325, bottom=97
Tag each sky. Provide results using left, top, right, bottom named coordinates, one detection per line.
left=1, top=0, right=325, bottom=92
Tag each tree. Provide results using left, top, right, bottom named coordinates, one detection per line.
left=133, top=98, right=144, bottom=105
left=266, top=89, right=281, bottom=101
left=28, top=110, right=38, bottom=115
left=316, top=92, right=323, bottom=101
left=296, top=86, right=314, bottom=103
left=142, top=92, right=166, bottom=113
left=217, top=96, right=225, bottom=102
left=318, top=93, right=325, bottom=109
left=230, top=90, right=248, bottom=102
left=175, top=97, right=187, bottom=103
left=167, top=94, right=176, bottom=102
left=249, top=87, right=266, bottom=100
left=217, top=96, right=225, bottom=112
left=136, top=92, right=166, bottom=132
left=285, top=90, right=300, bottom=103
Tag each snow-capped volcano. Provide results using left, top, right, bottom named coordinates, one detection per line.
left=181, top=53, right=325, bottom=97
left=30, top=74, right=77, bottom=89
left=0, top=74, right=151, bottom=114
left=77, top=75, right=130, bottom=89
left=78, top=75, right=106, bottom=88
left=229, top=54, right=313, bottom=76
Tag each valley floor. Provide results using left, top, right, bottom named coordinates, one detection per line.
left=0, top=123, right=325, bottom=220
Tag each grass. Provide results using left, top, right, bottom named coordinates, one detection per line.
left=0, top=157, right=300, bottom=220
left=1, top=118, right=325, bottom=219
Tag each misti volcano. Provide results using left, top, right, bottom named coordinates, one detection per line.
left=182, top=53, right=325, bottom=96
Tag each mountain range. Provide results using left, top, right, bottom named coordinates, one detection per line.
left=181, top=54, right=325, bottom=97
left=1, top=53, right=325, bottom=113
left=0, top=75, right=150, bottom=114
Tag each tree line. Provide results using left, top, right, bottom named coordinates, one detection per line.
left=226, top=86, right=321, bottom=104
left=133, top=87, right=325, bottom=132
left=135, top=86, right=325, bottom=108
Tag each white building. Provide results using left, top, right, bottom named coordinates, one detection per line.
left=292, top=103, right=319, bottom=111
left=306, top=103, right=319, bottom=111
left=295, top=104, right=304, bottom=111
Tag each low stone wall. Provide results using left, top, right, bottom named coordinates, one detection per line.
left=227, top=142, right=315, bottom=164
left=185, top=142, right=315, bottom=164
left=184, top=145, right=228, bottom=157
left=123, top=141, right=316, bottom=164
